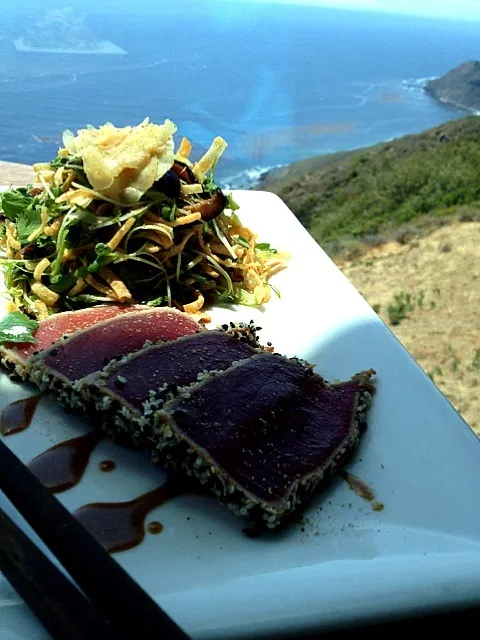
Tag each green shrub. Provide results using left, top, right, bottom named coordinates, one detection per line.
left=387, top=292, right=414, bottom=325
left=267, top=116, right=480, bottom=251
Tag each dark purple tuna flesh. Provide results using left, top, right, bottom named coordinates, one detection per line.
left=27, top=308, right=201, bottom=384
left=163, top=353, right=374, bottom=520
left=79, top=330, right=261, bottom=450
left=91, top=330, right=260, bottom=413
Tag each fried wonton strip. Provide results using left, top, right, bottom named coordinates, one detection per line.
left=165, top=211, right=201, bottom=227
left=181, top=184, right=203, bottom=195
left=107, top=217, right=136, bottom=250
left=162, top=229, right=196, bottom=259
left=183, top=291, right=205, bottom=314
left=31, top=282, right=60, bottom=306
left=67, top=278, right=88, bottom=297
left=34, top=299, right=50, bottom=320
left=190, top=311, right=211, bottom=323
left=133, top=229, right=172, bottom=249
left=264, top=261, right=286, bottom=280
left=44, top=214, right=65, bottom=237
left=54, top=166, right=64, bottom=187
left=178, top=137, right=192, bottom=158
left=37, top=172, right=56, bottom=199
left=55, top=187, right=93, bottom=208
left=244, top=268, right=263, bottom=292
left=33, top=258, right=50, bottom=281
left=193, top=136, right=228, bottom=182
left=85, top=275, right=117, bottom=299
left=202, top=263, right=219, bottom=278
left=6, top=221, right=21, bottom=252
left=98, top=267, right=132, bottom=303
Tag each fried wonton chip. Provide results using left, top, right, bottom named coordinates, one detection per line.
left=62, top=119, right=177, bottom=204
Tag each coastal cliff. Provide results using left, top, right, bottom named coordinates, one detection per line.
left=259, top=116, right=480, bottom=257
left=425, top=61, right=480, bottom=111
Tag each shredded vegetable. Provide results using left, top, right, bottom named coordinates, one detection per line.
left=0, top=119, right=288, bottom=321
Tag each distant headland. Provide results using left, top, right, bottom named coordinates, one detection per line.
left=13, top=8, right=127, bottom=56
left=425, top=61, right=480, bottom=112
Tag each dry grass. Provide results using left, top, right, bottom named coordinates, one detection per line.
left=339, top=221, right=480, bottom=435
left=0, top=161, right=33, bottom=186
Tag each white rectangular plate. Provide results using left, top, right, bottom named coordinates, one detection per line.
left=0, top=190, right=479, bottom=639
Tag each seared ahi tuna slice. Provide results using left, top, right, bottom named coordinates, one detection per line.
left=27, top=308, right=201, bottom=411
left=0, top=304, right=149, bottom=378
left=80, top=329, right=261, bottom=449
left=159, top=353, right=375, bottom=529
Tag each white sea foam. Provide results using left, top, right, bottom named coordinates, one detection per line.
left=401, top=75, right=438, bottom=98
left=221, top=164, right=285, bottom=190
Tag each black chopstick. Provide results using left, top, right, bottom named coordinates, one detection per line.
left=0, top=439, right=190, bottom=640
left=0, top=507, right=124, bottom=640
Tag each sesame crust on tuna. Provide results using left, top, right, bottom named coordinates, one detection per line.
left=154, top=358, right=375, bottom=529
left=77, top=323, right=265, bottom=449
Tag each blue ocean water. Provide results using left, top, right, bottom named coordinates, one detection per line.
left=0, top=5, right=478, bottom=186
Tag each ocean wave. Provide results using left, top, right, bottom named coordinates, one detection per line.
left=220, top=164, right=285, bottom=190
left=403, top=75, right=438, bottom=86
left=401, top=75, right=438, bottom=97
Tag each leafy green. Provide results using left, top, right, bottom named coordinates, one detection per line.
left=0, top=190, right=43, bottom=245
left=0, top=311, right=38, bottom=344
left=203, top=170, right=219, bottom=195
left=232, top=286, right=262, bottom=306
left=0, top=190, right=32, bottom=220
left=49, top=215, right=76, bottom=277
left=256, top=242, right=277, bottom=253
left=16, top=206, right=43, bottom=244
left=146, top=296, right=167, bottom=307
left=269, top=283, right=281, bottom=299
left=48, top=273, right=78, bottom=294
left=87, top=243, right=118, bottom=273
left=160, top=205, right=176, bottom=221
left=225, top=193, right=240, bottom=211
left=216, top=290, right=236, bottom=304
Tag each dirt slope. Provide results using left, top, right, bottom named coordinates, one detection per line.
left=339, top=221, right=480, bottom=435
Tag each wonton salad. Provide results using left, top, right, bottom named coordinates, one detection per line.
left=0, top=118, right=288, bottom=337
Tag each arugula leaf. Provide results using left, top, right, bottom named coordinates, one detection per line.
left=216, top=290, right=236, bottom=304
left=49, top=214, right=76, bottom=277
left=0, top=311, right=38, bottom=344
left=49, top=273, right=77, bottom=294
left=0, top=190, right=32, bottom=220
left=146, top=296, right=166, bottom=307
left=203, top=174, right=218, bottom=195
left=269, top=283, right=281, bottom=299
left=256, top=242, right=277, bottom=253
left=16, top=206, right=43, bottom=244
left=225, top=193, right=240, bottom=212
left=190, top=273, right=208, bottom=283
left=160, top=205, right=175, bottom=221
left=87, top=243, right=118, bottom=273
